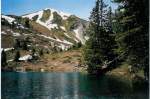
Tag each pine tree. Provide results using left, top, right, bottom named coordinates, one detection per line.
left=114, top=0, right=149, bottom=80
left=14, top=50, right=20, bottom=62
left=105, top=7, right=118, bottom=68
left=106, top=7, right=112, bottom=31
left=83, top=0, right=115, bottom=74
left=112, top=10, right=123, bottom=36
left=89, top=0, right=107, bottom=27
left=1, top=50, right=7, bottom=67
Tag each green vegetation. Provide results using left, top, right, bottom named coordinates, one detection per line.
left=15, top=17, right=31, bottom=28
left=83, top=0, right=116, bottom=74
left=14, top=39, right=21, bottom=49
left=40, top=9, right=51, bottom=22
left=52, top=12, right=63, bottom=25
left=83, top=0, right=148, bottom=82
left=1, top=50, right=7, bottom=67
left=25, top=18, right=30, bottom=28
left=32, top=15, right=39, bottom=21
left=2, top=34, right=14, bottom=48
left=71, top=42, right=82, bottom=50
left=39, top=49, right=44, bottom=56
left=22, top=41, right=28, bottom=50
left=113, top=0, right=149, bottom=80
left=29, top=20, right=54, bottom=36
left=51, top=28, right=65, bottom=37
left=31, top=48, right=36, bottom=56
left=14, top=50, right=20, bottom=62
left=65, top=15, right=78, bottom=31
left=51, top=28, right=76, bottom=44
left=63, top=34, right=77, bottom=44
left=1, top=18, right=10, bottom=26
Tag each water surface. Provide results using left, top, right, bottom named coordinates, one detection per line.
left=2, top=72, right=148, bottom=99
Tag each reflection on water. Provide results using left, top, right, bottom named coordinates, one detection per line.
left=2, top=72, right=148, bottom=99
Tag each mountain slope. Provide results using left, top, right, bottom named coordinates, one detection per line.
left=1, top=8, right=89, bottom=52
left=1, top=8, right=90, bottom=72
left=22, top=8, right=89, bottom=44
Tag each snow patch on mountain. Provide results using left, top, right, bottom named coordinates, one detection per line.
left=17, top=24, right=27, bottom=29
left=60, top=26, right=66, bottom=31
left=19, top=55, right=32, bottom=61
left=38, top=20, right=58, bottom=30
left=2, top=15, right=15, bottom=23
left=22, top=10, right=43, bottom=20
left=58, top=44, right=70, bottom=51
left=2, top=48, right=14, bottom=52
left=56, top=38, right=73, bottom=45
left=37, top=34, right=72, bottom=50
left=7, top=59, right=13, bottom=62
left=37, top=34, right=56, bottom=41
left=73, top=25, right=85, bottom=44
left=63, top=40, right=73, bottom=45
left=74, top=38, right=80, bottom=43
left=85, top=36, right=89, bottom=40
left=38, top=34, right=73, bottom=45
left=1, top=31, right=7, bottom=35
left=12, top=32, right=21, bottom=37
left=64, top=33, right=71, bottom=38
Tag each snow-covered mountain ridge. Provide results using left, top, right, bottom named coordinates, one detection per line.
left=22, top=8, right=71, bottom=20
left=22, top=8, right=88, bottom=44
left=1, top=8, right=89, bottom=51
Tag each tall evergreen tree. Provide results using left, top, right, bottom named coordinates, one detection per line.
left=105, top=7, right=118, bottom=68
left=89, top=0, right=107, bottom=27
left=114, top=0, right=149, bottom=80
left=1, top=50, right=7, bottom=67
left=106, top=7, right=113, bottom=31
left=83, top=0, right=116, bottom=74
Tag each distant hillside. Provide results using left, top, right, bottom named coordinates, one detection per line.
left=1, top=8, right=89, bottom=52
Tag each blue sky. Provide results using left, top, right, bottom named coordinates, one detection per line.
left=2, top=0, right=118, bottom=20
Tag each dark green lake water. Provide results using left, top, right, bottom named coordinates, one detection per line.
left=2, top=72, right=148, bottom=99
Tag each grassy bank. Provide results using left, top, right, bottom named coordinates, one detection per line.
left=4, top=49, right=87, bottom=72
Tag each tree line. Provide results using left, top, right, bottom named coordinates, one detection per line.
left=83, top=0, right=148, bottom=80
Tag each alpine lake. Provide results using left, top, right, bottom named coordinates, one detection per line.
left=2, top=72, right=148, bottom=99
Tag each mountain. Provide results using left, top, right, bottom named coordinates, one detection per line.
left=1, top=8, right=89, bottom=52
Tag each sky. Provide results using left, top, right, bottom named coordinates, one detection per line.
left=2, top=0, right=118, bottom=20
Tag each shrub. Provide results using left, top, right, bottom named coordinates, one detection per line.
left=14, top=50, right=20, bottom=62
left=1, top=50, right=7, bottom=67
